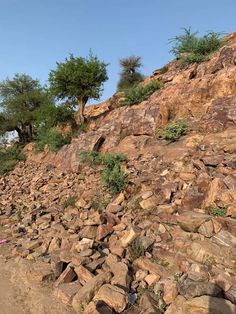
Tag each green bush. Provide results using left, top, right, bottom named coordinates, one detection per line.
left=170, top=28, right=224, bottom=65
left=78, top=151, right=127, bottom=194
left=123, top=81, right=162, bottom=106
left=35, top=128, right=71, bottom=152
left=209, top=206, right=227, bottom=217
left=160, top=121, right=188, bottom=142
left=0, top=145, right=26, bottom=175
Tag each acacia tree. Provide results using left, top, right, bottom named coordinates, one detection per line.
left=0, top=74, right=51, bottom=144
left=117, top=55, right=144, bottom=91
left=48, top=54, right=108, bottom=124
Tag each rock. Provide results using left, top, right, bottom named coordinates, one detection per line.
left=145, top=273, right=160, bottom=286
left=54, top=266, right=77, bottom=288
left=120, top=227, right=138, bottom=248
left=76, top=238, right=94, bottom=252
left=72, top=272, right=112, bottom=312
left=96, top=223, right=114, bottom=241
left=163, top=279, right=179, bottom=304
left=139, top=292, right=161, bottom=314
left=112, top=192, right=125, bottom=206
left=187, top=263, right=209, bottom=282
left=80, top=226, right=98, bottom=239
left=212, top=230, right=236, bottom=247
left=94, top=284, right=128, bottom=313
left=177, top=211, right=211, bottom=232
left=84, top=301, right=113, bottom=314
left=133, top=257, right=167, bottom=277
left=141, top=191, right=153, bottom=200
left=54, top=281, right=82, bottom=305
left=165, top=295, right=236, bottom=314
left=225, top=286, right=236, bottom=304
left=26, top=261, right=55, bottom=283
left=74, top=265, right=94, bottom=283
left=180, top=279, right=221, bottom=299
left=198, top=220, right=214, bottom=237
left=139, top=196, right=158, bottom=210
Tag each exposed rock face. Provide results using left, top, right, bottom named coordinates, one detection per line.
left=1, top=33, right=236, bottom=313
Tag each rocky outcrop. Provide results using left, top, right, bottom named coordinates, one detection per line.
left=1, top=33, right=236, bottom=313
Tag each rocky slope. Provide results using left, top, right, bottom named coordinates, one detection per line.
left=1, top=33, right=236, bottom=313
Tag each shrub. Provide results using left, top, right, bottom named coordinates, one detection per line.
left=35, top=128, right=71, bottom=152
left=0, top=145, right=26, bottom=175
left=209, top=206, right=227, bottom=217
left=170, top=28, right=224, bottom=65
left=160, top=121, right=188, bottom=142
left=129, top=238, right=145, bottom=261
left=91, top=196, right=110, bottom=212
left=123, top=81, right=163, bottom=106
left=63, top=196, right=78, bottom=208
left=117, top=56, right=144, bottom=91
left=78, top=151, right=127, bottom=194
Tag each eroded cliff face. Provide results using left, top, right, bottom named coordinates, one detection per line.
left=1, top=33, right=236, bottom=314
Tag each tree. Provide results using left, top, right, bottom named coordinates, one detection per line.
left=0, top=74, right=51, bottom=144
left=117, top=55, right=144, bottom=91
left=48, top=53, right=108, bottom=123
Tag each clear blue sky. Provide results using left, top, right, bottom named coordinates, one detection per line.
left=0, top=0, right=235, bottom=103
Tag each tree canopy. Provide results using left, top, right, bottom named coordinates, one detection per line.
left=0, top=74, right=51, bottom=143
left=48, top=53, right=108, bottom=123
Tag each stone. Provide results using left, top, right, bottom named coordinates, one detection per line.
left=94, top=284, right=128, bottom=313
left=76, top=238, right=94, bottom=252
left=225, top=286, right=236, bottom=304
left=96, top=223, right=114, bottom=241
left=141, top=191, right=153, bottom=200
left=72, top=272, right=112, bottom=312
left=180, top=279, right=221, bottom=299
left=26, top=261, right=55, bottom=283
left=133, top=257, right=167, bottom=277
left=139, top=292, right=161, bottom=314
left=212, top=230, right=236, bottom=247
left=165, top=295, right=236, bottom=314
left=187, top=263, right=209, bottom=282
left=54, top=266, right=77, bottom=288
left=198, top=220, right=214, bottom=238
left=54, top=281, right=82, bottom=305
left=120, top=227, right=138, bottom=248
left=145, top=273, right=160, bottom=286
left=74, top=265, right=94, bottom=283
left=139, top=196, right=158, bottom=210
left=163, top=279, right=179, bottom=304
left=80, top=226, right=98, bottom=239
left=177, top=211, right=211, bottom=232
left=84, top=301, right=113, bottom=314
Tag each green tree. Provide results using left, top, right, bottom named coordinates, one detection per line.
left=48, top=53, right=108, bottom=124
left=117, top=56, right=144, bottom=91
left=0, top=74, right=51, bottom=143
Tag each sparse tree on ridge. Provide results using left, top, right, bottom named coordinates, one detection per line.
left=117, top=55, right=144, bottom=91
left=48, top=53, right=108, bottom=124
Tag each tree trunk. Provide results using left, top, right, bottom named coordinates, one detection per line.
left=15, top=124, right=33, bottom=144
left=77, top=99, right=86, bottom=124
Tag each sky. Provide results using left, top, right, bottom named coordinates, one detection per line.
left=0, top=0, right=235, bottom=103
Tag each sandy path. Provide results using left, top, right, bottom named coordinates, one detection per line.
left=0, top=259, right=30, bottom=314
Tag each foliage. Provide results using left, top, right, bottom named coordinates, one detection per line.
left=160, top=121, right=188, bottom=142
left=35, top=128, right=71, bottom=152
left=0, top=144, right=26, bottom=175
left=117, top=56, right=144, bottom=91
left=209, top=206, right=227, bottom=217
left=35, top=104, right=75, bottom=129
left=0, top=74, right=51, bottom=143
left=129, top=238, right=145, bottom=261
left=78, top=150, right=127, bottom=194
left=123, top=81, right=162, bottom=106
left=63, top=196, right=78, bottom=208
left=170, top=28, right=224, bottom=65
left=48, top=53, right=108, bottom=122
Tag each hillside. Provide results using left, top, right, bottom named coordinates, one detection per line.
left=1, top=32, right=236, bottom=313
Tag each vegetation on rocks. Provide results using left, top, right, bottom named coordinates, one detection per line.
left=160, top=120, right=188, bottom=142
left=117, top=55, right=144, bottom=91
left=78, top=151, right=127, bottom=194
left=170, top=28, right=224, bottom=65
left=35, top=128, right=71, bottom=152
left=0, top=144, right=26, bottom=175
left=63, top=195, right=78, bottom=208
left=123, top=81, right=162, bottom=106
left=209, top=206, right=227, bottom=217
left=129, top=238, right=145, bottom=261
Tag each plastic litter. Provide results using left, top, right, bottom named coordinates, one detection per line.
left=0, top=239, right=8, bottom=245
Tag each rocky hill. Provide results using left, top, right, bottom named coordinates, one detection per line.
left=1, top=33, right=236, bottom=314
